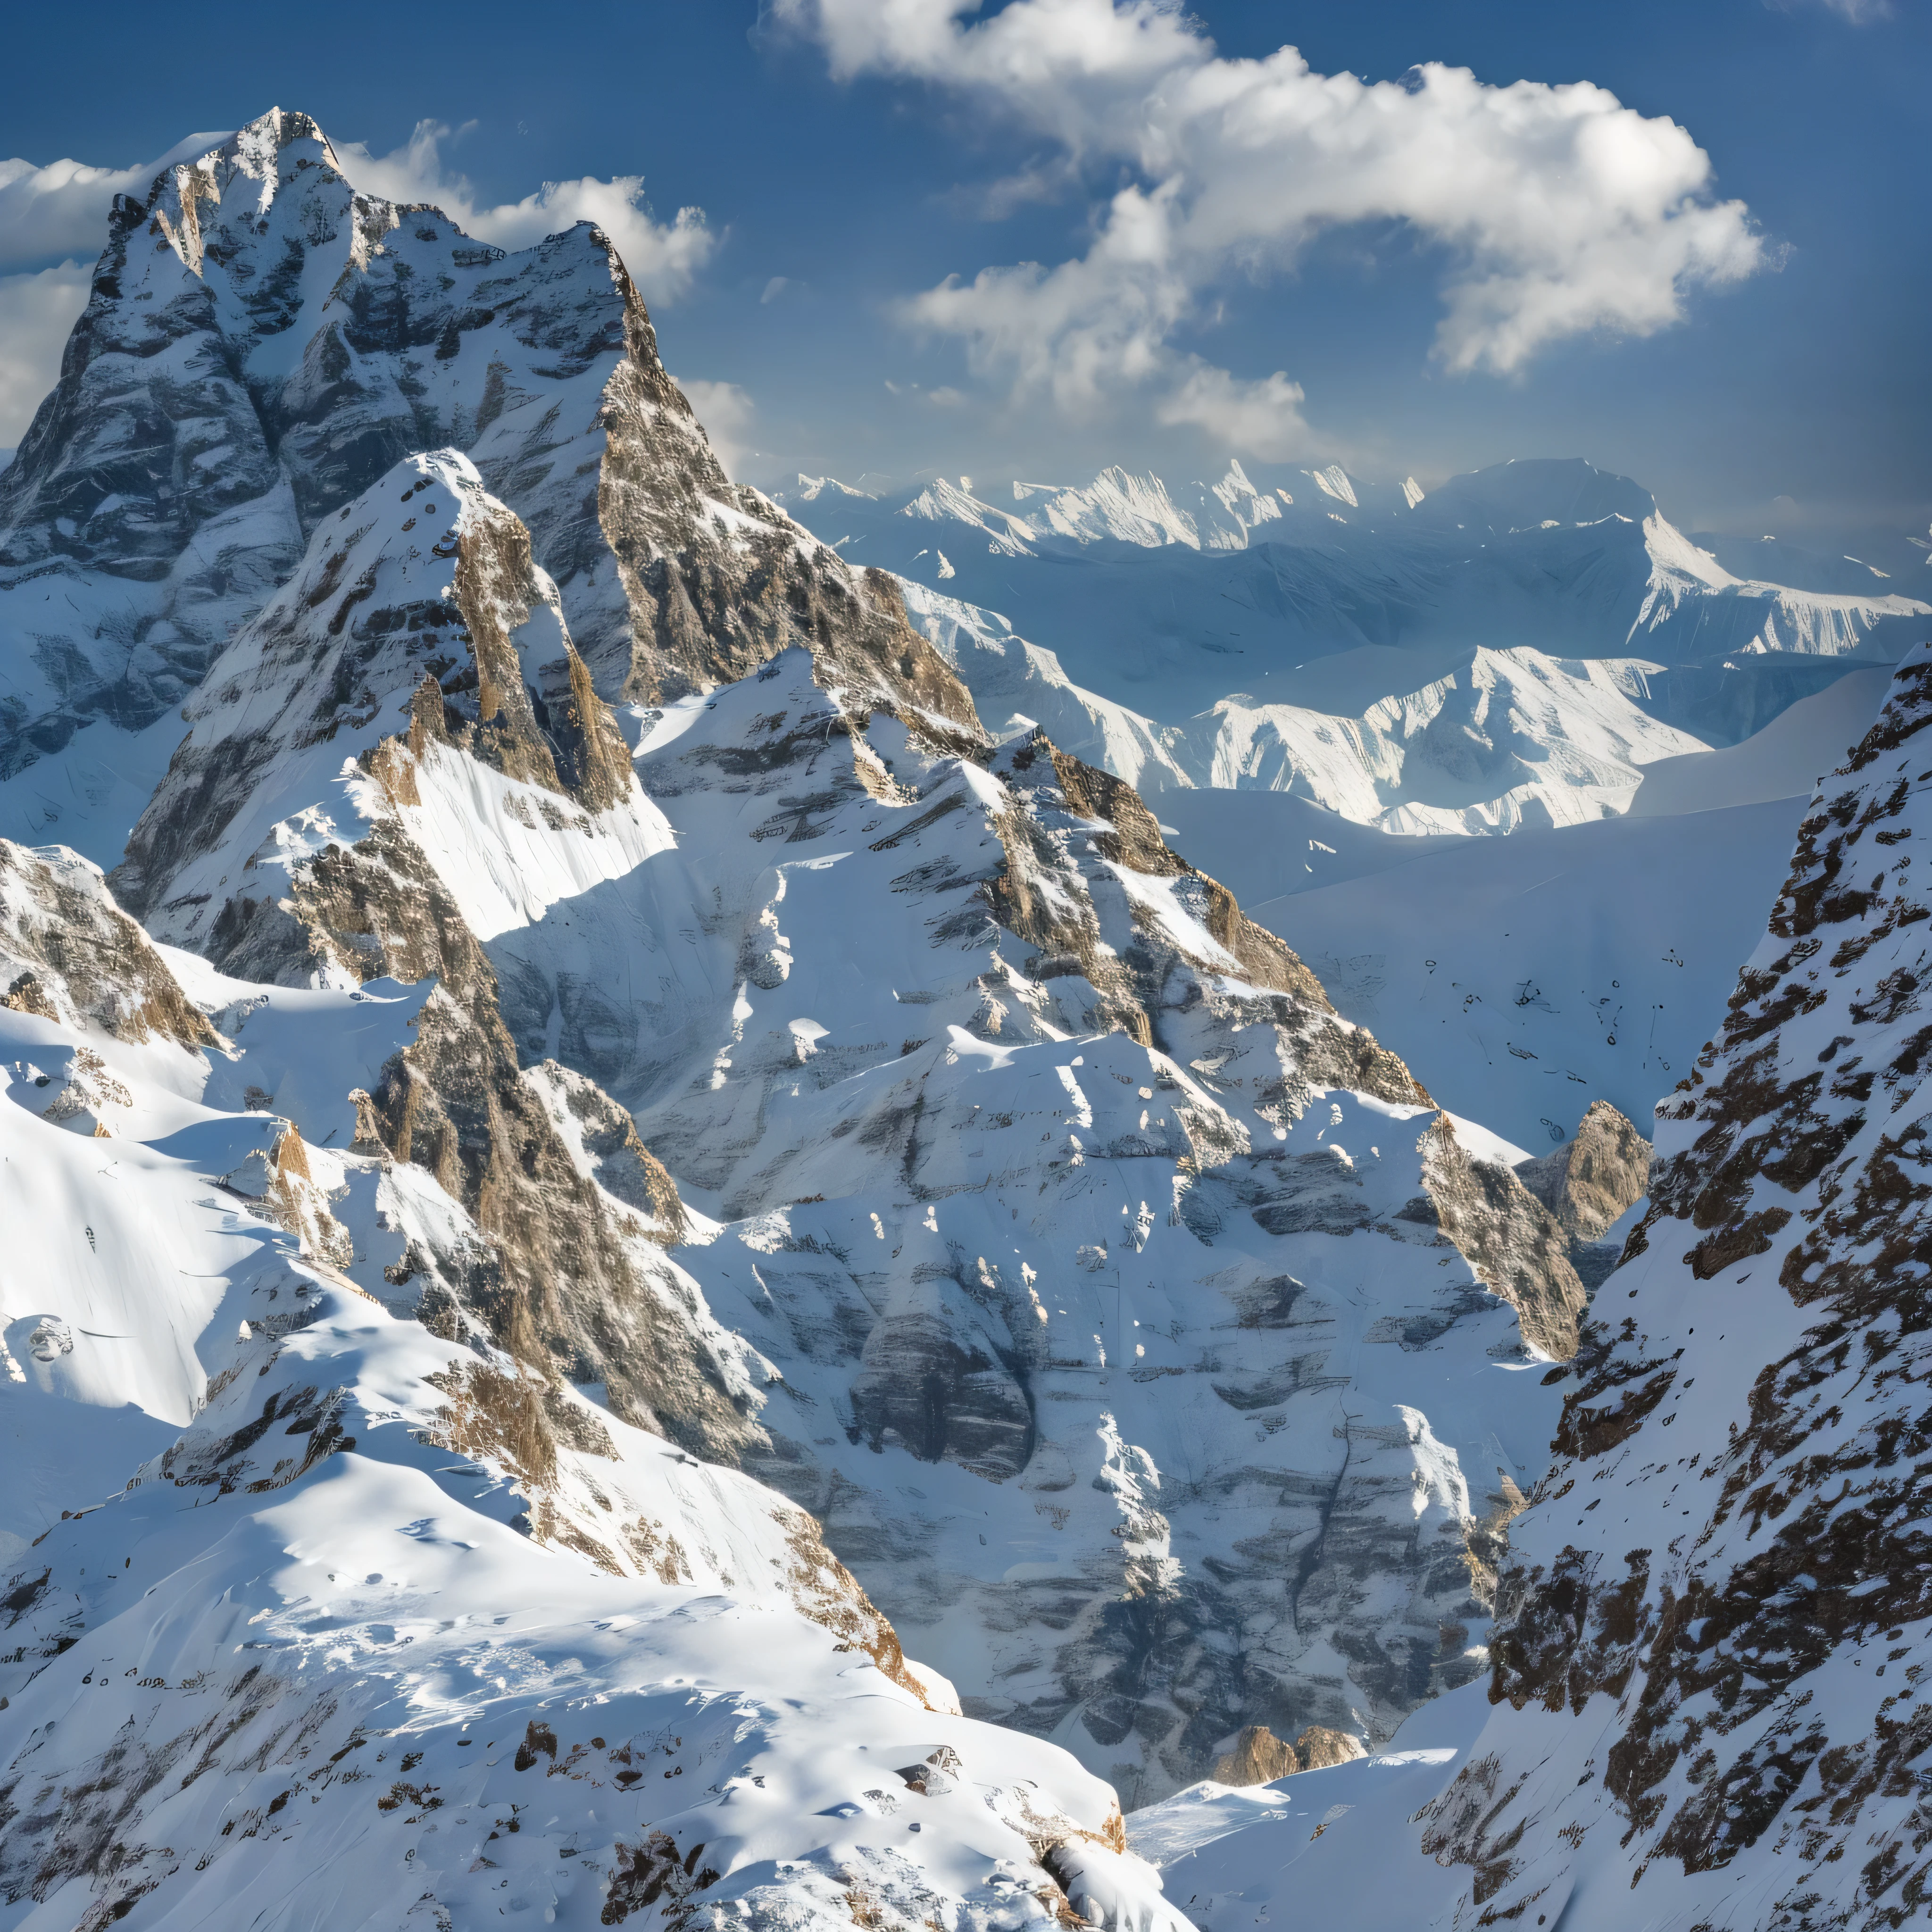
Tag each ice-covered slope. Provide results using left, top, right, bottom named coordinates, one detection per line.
left=1631, top=662, right=1894, bottom=816
left=1230, top=796, right=1818, bottom=1150
left=1122, top=1690, right=1485, bottom=1929
left=1180, top=646, right=1701, bottom=834
left=1144, top=671, right=1891, bottom=1147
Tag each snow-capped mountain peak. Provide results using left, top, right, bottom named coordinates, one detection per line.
left=1307, top=464, right=1358, bottom=508
left=6, top=101, right=1925, bottom=1932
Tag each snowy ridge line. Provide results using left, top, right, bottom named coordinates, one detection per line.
left=899, top=579, right=1704, bottom=833
left=0, top=1148, right=1180, bottom=1932
left=782, top=460, right=1929, bottom=813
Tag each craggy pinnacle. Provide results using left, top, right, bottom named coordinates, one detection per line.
left=0, top=107, right=983, bottom=781
left=1419, top=641, right=1932, bottom=1927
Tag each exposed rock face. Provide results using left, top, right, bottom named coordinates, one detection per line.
left=112, top=448, right=622, bottom=923
left=1415, top=1116, right=1591, bottom=1361
left=106, top=451, right=769, bottom=1458
left=1292, top=1724, right=1371, bottom=1773
left=0, top=108, right=979, bottom=780
left=1412, top=642, right=1932, bottom=1927
left=0, top=838, right=214, bottom=1050
left=1514, top=1098, right=1651, bottom=1240
left=1211, top=1725, right=1299, bottom=1786
left=1210, top=1723, right=1366, bottom=1785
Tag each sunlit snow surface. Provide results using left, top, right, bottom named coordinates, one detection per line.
left=1126, top=1690, right=1484, bottom=1929
left=0, top=938, right=1187, bottom=1932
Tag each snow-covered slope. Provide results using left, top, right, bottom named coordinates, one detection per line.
left=1224, top=795, right=1818, bottom=1150
left=898, top=587, right=1704, bottom=832
left=1123, top=1690, right=1485, bottom=1929
left=1125, top=643, right=1932, bottom=1927
left=1400, top=638, right=1932, bottom=1926
left=0, top=870, right=1186, bottom=1932
left=1143, top=670, right=1892, bottom=1147
left=1180, top=646, right=1701, bottom=834
left=1009, top=462, right=1324, bottom=552
left=1631, top=663, right=1894, bottom=816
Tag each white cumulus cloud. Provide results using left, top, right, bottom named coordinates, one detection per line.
left=0, top=260, right=92, bottom=452
left=0, top=132, right=228, bottom=273
left=676, top=377, right=757, bottom=480
left=332, top=121, right=715, bottom=306
left=773, top=0, right=1768, bottom=455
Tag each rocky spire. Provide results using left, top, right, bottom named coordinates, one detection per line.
left=1418, top=641, right=1932, bottom=1925
left=0, top=109, right=979, bottom=784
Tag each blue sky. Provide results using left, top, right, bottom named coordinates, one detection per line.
left=0, top=0, right=1926, bottom=569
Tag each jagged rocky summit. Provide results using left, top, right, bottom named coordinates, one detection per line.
left=0, top=108, right=1669, bottom=1932
left=0, top=106, right=970, bottom=783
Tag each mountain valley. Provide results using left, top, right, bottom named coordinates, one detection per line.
left=0, top=106, right=1926, bottom=1932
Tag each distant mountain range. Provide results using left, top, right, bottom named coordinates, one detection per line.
left=781, top=457, right=1926, bottom=762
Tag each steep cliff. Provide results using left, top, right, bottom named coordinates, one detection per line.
left=1402, top=642, right=1932, bottom=1927
left=0, top=108, right=974, bottom=780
